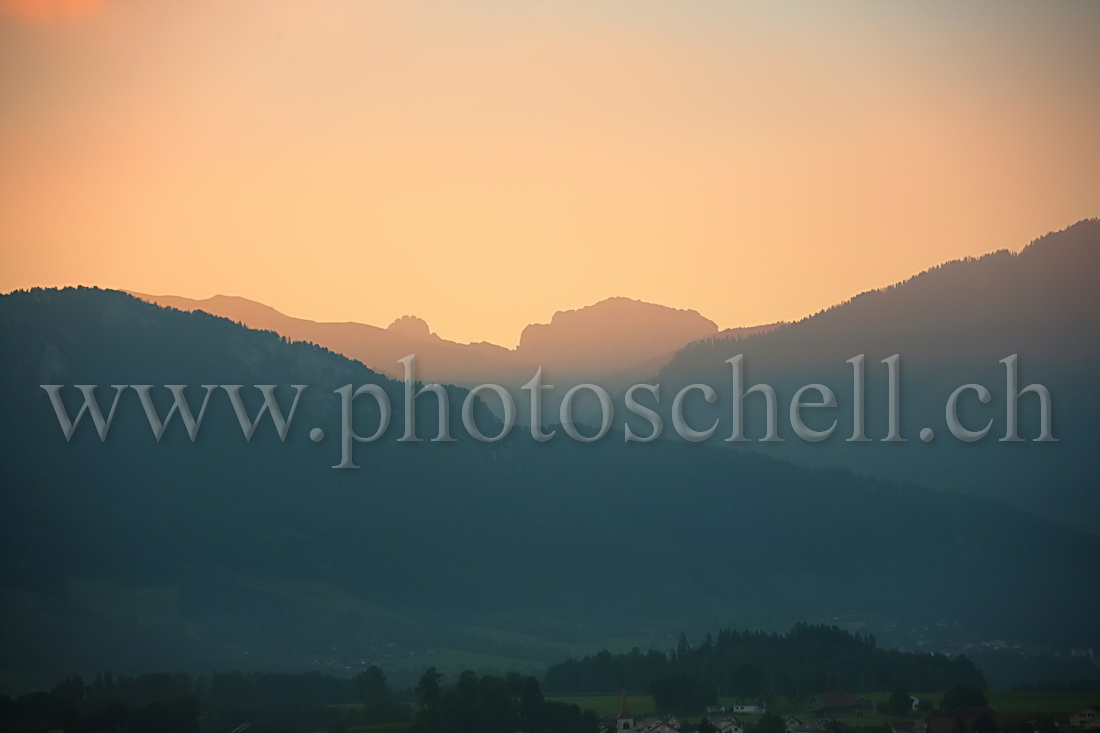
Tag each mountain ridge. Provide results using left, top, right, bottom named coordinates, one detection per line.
left=3, top=287, right=1099, bottom=683
left=127, top=291, right=780, bottom=386
left=655, top=218, right=1100, bottom=531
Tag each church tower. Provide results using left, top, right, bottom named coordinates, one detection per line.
left=616, top=689, right=634, bottom=732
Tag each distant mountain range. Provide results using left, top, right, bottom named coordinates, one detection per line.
left=129, top=220, right=1100, bottom=532
left=127, top=292, right=778, bottom=386
left=1, top=283, right=1098, bottom=685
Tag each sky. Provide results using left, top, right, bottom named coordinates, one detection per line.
left=1, top=1, right=1097, bottom=347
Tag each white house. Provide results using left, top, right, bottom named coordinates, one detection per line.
left=1071, top=707, right=1100, bottom=729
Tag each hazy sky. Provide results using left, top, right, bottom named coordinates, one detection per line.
left=1, top=1, right=1097, bottom=347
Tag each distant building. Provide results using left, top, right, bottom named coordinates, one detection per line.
left=642, top=723, right=680, bottom=733
left=708, top=716, right=745, bottom=733
left=636, top=716, right=682, bottom=733
left=793, top=719, right=828, bottom=733
left=1070, top=707, right=1100, bottom=729
left=616, top=690, right=635, bottom=733
left=731, top=704, right=765, bottom=715
left=784, top=716, right=803, bottom=733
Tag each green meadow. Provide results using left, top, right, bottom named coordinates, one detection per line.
left=547, top=694, right=657, bottom=718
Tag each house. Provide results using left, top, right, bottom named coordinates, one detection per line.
left=731, top=704, right=765, bottom=714
left=793, top=719, right=828, bottom=733
left=642, top=717, right=677, bottom=730
left=1070, top=707, right=1100, bottom=729
left=812, top=693, right=873, bottom=717
left=635, top=716, right=682, bottom=733
left=709, top=716, right=745, bottom=733
left=785, top=717, right=803, bottom=733
left=638, top=717, right=677, bottom=730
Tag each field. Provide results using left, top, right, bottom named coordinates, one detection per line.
left=548, top=694, right=657, bottom=718
left=983, top=691, right=1099, bottom=715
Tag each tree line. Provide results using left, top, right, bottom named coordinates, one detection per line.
left=0, top=670, right=358, bottom=733
left=0, top=666, right=599, bottom=733
left=405, top=666, right=598, bottom=733
left=544, top=624, right=987, bottom=712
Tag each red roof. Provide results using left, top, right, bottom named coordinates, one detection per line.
left=618, top=689, right=633, bottom=719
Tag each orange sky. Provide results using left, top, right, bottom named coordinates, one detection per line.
left=1, top=1, right=1097, bottom=347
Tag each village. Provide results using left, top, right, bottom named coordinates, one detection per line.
left=600, top=692, right=1100, bottom=733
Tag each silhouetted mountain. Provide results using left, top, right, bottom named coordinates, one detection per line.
left=656, top=219, right=1100, bottom=531
left=126, top=292, right=537, bottom=386
left=514, top=297, right=721, bottom=382
left=2, top=287, right=1098, bottom=684
left=128, top=292, right=776, bottom=389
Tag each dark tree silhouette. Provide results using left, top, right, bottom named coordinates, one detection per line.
left=942, top=685, right=988, bottom=711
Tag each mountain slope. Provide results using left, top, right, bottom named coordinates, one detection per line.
left=1, top=287, right=1097, bottom=682
left=657, top=219, right=1100, bottom=530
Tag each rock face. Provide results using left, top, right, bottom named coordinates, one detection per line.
left=515, top=297, right=720, bottom=380
left=387, top=315, right=436, bottom=340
